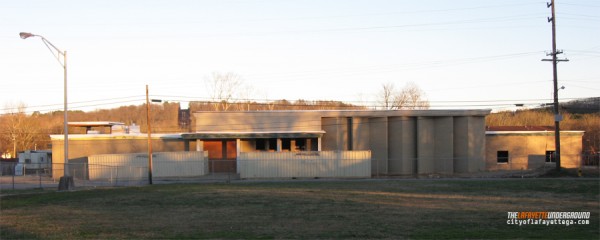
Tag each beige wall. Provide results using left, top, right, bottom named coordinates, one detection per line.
left=193, top=110, right=490, bottom=176
left=485, top=132, right=584, bottom=170
left=453, top=116, right=486, bottom=173
left=50, top=135, right=190, bottom=179
left=388, top=117, right=416, bottom=175
left=195, top=111, right=323, bottom=132
left=369, top=117, right=389, bottom=175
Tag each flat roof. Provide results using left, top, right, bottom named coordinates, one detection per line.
left=50, top=134, right=182, bottom=140
left=486, top=131, right=584, bottom=136
left=192, top=109, right=492, bottom=117
left=68, top=121, right=125, bottom=127
left=182, top=131, right=326, bottom=139
left=485, top=126, right=584, bottom=136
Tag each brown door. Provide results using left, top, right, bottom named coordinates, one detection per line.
left=204, top=140, right=237, bottom=173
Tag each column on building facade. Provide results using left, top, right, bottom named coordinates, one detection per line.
left=196, top=139, right=204, bottom=151
left=276, top=138, right=282, bottom=152
left=369, top=117, right=388, bottom=176
left=453, top=116, right=486, bottom=173
left=388, top=116, right=416, bottom=175
left=434, top=116, right=454, bottom=174
left=351, top=117, right=370, bottom=151
left=417, top=117, right=435, bottom=174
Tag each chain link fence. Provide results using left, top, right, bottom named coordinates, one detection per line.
left=1, top=153, right=597, bottom=191
left=0, top=161, right=239, bottom=191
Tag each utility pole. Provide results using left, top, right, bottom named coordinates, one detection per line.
left=146, top=85, right=153, bottom=184
left=542, top=0, right=569, bottom=171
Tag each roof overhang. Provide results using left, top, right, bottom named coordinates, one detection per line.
left=50, top=134, right=182, bottom=140
left=182, top=131, right=326, bottom=139
left=68, top=121, right=125, bottom=127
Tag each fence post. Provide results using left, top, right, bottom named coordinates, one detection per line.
left=12, top=164, right=15, bottom=190
left=83, top=163, right=87, bottom=187
left=38, top=169, right=42, bottom=189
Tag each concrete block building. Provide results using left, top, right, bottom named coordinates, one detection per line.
left=184, top=110, right=490, bottom=176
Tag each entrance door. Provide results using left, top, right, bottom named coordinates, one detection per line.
left=203, top=140, right=237, bottom=173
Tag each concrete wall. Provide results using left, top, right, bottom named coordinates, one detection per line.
left=485, top=132, right=584, bottom=170
left=195, top=111, right=323, bottom=132
left=453, top=116, right=486, bottom=173
left=352, top=117, right=370, bottom=151
left=369, top=117, right=388, bottom=175
left=388, top=117, right=416, bottom=175
left=50, top=134, right=189, bottom=179
left=189, top=109, right=491, bottom=176
left=434, top=117, right=454, bottom=174
left=321, top=117, right=346, bottom=151
left=417, top=117, right=435, bottom=174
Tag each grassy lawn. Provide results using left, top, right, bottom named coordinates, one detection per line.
left=1, top=179, right=598, bottom=239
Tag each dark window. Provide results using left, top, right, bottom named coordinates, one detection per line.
left=282, top=139, right=291, bottom=151
left=256, top=139, right=266, bottom=150
left=497, top=151, right=509, bottom=163
left=268, top=139, right=277, bottom=151
left=546, top=151, right=556, bottom=163
left=295, top=138, right=306, bottom=151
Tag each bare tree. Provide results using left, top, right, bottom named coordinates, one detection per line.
left=394, top=82, right=430, bottom=110
left=377, top=82, right=430, bottom=110
left=205, top=72, right=243, bottom=111
left=377, top=82, right=396, bottom=110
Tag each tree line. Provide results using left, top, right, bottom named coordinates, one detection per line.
left=0, top=99, right=366, bottom=157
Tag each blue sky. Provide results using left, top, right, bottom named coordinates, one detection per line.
left=1, top=0, right=598, bottom=113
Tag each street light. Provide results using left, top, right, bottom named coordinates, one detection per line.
left=145, top=85, right=163, bottom=185
left=19, top=32, right=73, bottom=190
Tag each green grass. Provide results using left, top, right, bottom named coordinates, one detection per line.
left=1, top=179, right=598, bottom=239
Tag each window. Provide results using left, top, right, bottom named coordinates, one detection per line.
left=281, top=139, right=291, bottom=151
left=497, top=151, right=509, bottom=164
left=295, top=138, right=306, bottom=151
left=546, top=151, right=556, bottom=163
left=256, top=139, right=266, bottom=150
left=255, top=139, right=277, bottom=151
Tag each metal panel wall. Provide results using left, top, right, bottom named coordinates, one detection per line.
left=238, top=151, right=371, bottom=178
left=87, top=151, right=209, bottom=180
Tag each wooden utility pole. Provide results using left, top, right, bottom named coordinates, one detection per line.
left=542, top=0, right=568, bottom=171
left=146, top=85, right=153, bottom=184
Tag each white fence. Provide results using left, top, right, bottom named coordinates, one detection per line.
left=238, top=151, right=371, bottom=179
left=87, top=151, right=209, bottom=180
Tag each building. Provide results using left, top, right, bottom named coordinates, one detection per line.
left=50, top=110, right=490, bottom=179
left=184, top=110, right=490, bottom=176
left=50, top=122, right=192, bottom=179
left=485, top=126, right=584, bottom=170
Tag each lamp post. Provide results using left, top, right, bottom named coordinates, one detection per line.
left=20, top=32, right=73, bottom=190
left=145, top=85, right=163, bottom=184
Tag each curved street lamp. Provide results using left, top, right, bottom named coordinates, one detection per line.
left=19, top=32, right=73, bottom=190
